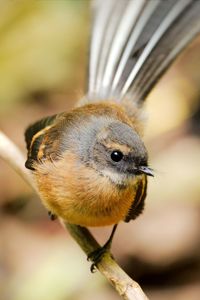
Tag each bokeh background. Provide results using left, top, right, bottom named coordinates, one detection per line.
left=0, top=1, right=200, bottom=300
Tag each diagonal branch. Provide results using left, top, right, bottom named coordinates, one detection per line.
left=0, top=130, right=149, bottom=300
left=0, top=131, right=34, bottom=189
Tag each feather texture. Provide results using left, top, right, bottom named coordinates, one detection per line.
left=88, top=0, right=200, bottom=102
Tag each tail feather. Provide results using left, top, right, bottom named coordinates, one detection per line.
left=89, top=0, right=145, bottom=99
left=100, top=0, right=145, bottom=94
left=123, top=0, right=200, bottom=101
left=88, top=0, right=200, bottom=103
left=130, top=2, right=200, bottom=102
left=90, top=0, right=129, bottom=96
left=88, top=0, right=117, bottom=95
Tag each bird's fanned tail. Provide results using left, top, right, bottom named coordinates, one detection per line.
left=87, top=0, right=200, bottom=103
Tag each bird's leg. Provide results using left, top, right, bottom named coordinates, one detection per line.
left=48, top=211, right=57, bottom=221
left=88, top=224, right=118, bottom=272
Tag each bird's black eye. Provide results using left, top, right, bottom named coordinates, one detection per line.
left=111, top=150, right=123, bottom=162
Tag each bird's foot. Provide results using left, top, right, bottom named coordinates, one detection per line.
left=87, top=243, right=111, bottom=273
left=87, top=224, right=117, bottom=272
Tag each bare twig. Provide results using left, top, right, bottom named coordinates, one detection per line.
left=0, top=131, right=35, bottom=189
left=0, top=130, right=149, bottom=300
left=65, top=223, right=149, bottom=300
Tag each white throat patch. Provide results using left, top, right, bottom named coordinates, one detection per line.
left=100, top=169, right=132, bottom=185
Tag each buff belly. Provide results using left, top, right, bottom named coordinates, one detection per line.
left=34, top=159, right=138, bottom=226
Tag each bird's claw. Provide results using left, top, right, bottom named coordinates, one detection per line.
left=87, top=246, right=110, bottom=273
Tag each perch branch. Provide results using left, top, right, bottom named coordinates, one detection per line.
left=0, top=131, right=34, bottom=188
left=0, top=130, right=149, bottom=300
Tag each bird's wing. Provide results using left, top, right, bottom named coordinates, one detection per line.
left=87, top=0, right=200, bottom=103
left=124, top=176, right=147, bottom=222
left=24, top=114, right=65, bottom=170
left=25, top=115, right=58, bottom=151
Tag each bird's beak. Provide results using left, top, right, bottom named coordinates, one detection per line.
left=137, top=166, right=154, bottom=177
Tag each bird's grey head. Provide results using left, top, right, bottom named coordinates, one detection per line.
left=79, top=119, right=153, bottom=185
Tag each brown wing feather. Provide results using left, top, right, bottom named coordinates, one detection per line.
left=24, top=114, right=62, bottom=170
left=124, top=176, right=147, bottom=222
left=25, top=114, right=58, bottom=150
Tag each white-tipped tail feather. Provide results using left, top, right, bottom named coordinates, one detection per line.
left=88, top=0, right=200, bottom=102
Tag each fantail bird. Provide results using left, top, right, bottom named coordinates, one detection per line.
left=25, top=0, right=200, bottom=270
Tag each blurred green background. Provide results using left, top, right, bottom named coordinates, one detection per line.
left=0, top=1, right=200, bottom=300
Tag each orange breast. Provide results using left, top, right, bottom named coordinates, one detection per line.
left=34, top=152, right=143, bottom=226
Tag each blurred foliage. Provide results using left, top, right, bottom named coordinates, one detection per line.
left=0, top=0, right=88, bottom=112
left=0, top=1, right=200, bottom=300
